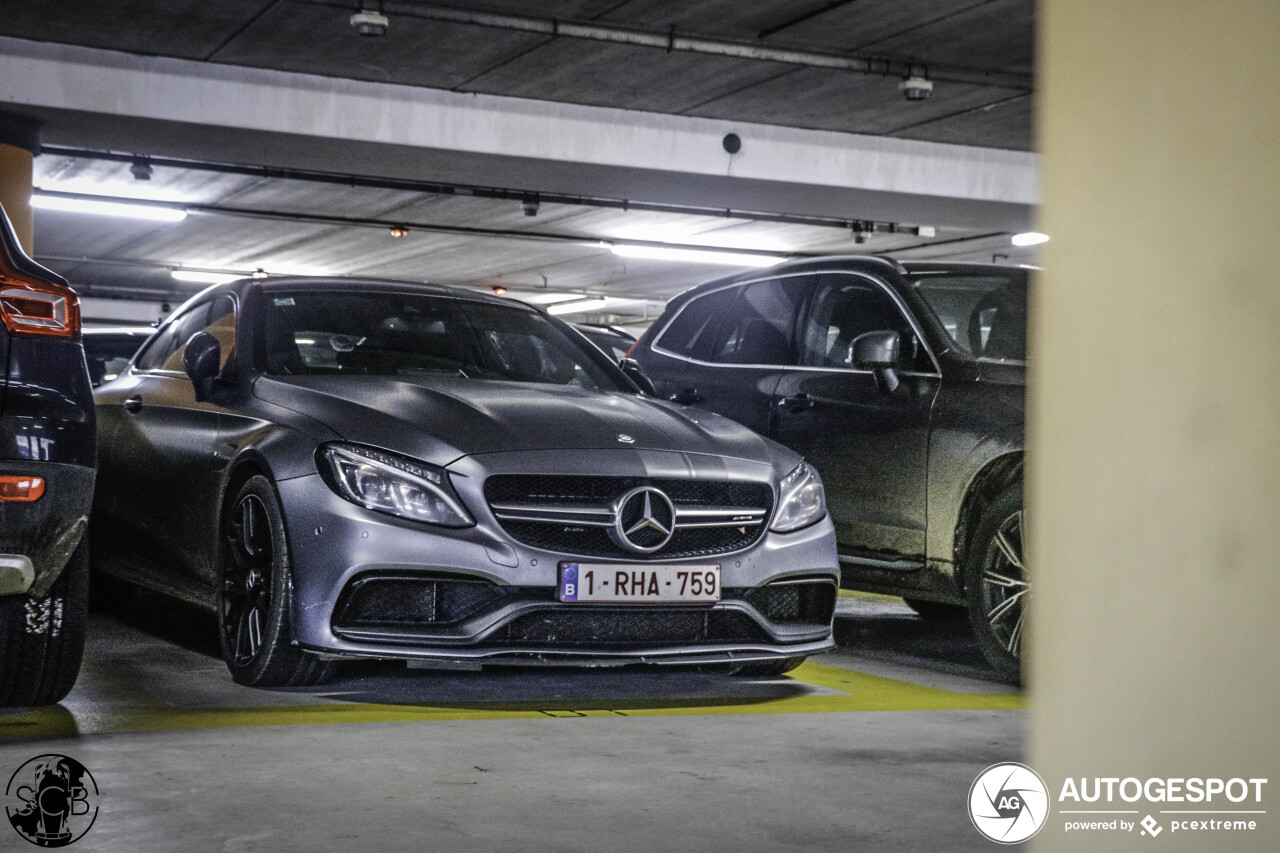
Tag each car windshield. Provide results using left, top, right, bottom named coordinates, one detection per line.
left=909, top=272, right=1028, bottom=361
left=260, top=289, right=624, bottom=391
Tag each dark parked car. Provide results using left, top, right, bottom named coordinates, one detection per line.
left=573, top=323, right=637, bottom=363
left=0, top=203, right=94, bottom=706
left=630, top=256, right=1027, bottom=681
left=92, top=277, right=838, bottom=687
left=83, top=326, right=153, bottom=387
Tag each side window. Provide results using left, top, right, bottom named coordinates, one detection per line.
left=800, top=274, right=932, bottom=372
left=134, top=303, right=210, bottom=372
left=202, top=296, right=238, bottom=371
left=652, top=287, right=738, bottom=360
left=706, top=277, right=809, bottom=365
left=135, top=296, right=238, bottom=373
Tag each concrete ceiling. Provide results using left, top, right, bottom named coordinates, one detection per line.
left=0, top=1, right=1039, bottom=321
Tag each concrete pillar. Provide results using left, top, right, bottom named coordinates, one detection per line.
left=0, top=112, right=39, bottom=254
left=1029, top=2, right=1280, bottom=850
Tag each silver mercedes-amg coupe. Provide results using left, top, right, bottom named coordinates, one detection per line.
left=92, top=278, right=838, bottom=687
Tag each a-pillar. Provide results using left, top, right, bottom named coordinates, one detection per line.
left=0, top=112, right=39, bottom=255
left=1030, top=2, right=1280, bottom=851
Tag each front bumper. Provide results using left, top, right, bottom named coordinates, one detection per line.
left=278, top=455, right=839, bottom=666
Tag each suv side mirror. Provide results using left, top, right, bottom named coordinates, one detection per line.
left=618, top=357, right=657, bottom=396
left=850, top=330, right=901, bottom=394
left=183, top=331, right=222, bottom=401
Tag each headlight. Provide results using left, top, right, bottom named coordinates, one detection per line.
left=770, top=461, right=827, bottom=533
left=320, top=444, right=474, bottom=528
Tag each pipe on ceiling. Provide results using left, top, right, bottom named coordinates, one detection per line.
left=304, top=0, right=1033, bottom=91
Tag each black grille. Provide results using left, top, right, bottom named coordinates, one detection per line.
left=334, top=575, right=511, bottom=629
left=498, top=608, right=771, bottom=647
left=742, top=581, right=837, bottom=626
left=485, top=475, right=772, bottom=560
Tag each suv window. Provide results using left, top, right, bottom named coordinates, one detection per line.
left=653, top=286, right=738, bottom=360
left=800, top=274, right=932, bottom=372
left=706, top=277, right=808, bottom=365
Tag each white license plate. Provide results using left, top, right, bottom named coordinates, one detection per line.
left=559, top=563, right=721, bottom=603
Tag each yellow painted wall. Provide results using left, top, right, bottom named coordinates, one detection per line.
left=1030, top=1, right=1280, bottom=850
left=0, top=144, right=33, bottom=254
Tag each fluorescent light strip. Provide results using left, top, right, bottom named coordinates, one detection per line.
left=547, top=298, right=608, bottom=315
left=32, top=193, right=187, bottom=223
left=171, top=271, right=243, bottom=285
left=1011, top=231, right=1050, bottom=247
left=611, top=245, right=785, bottom=267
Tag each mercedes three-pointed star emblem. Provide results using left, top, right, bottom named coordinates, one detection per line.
left=609, top=486, right=676, bottom=553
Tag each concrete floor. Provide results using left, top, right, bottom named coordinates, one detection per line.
left=1, top=594, right=1022, bottom=852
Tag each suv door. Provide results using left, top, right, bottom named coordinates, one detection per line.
left=643, top=276, right=808, bottom=434
left=770, top=272, right=940, bottom=565
left=95, top=295, right=237, bottom=587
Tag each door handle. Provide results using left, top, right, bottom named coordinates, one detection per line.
left=123, top=395, right=143, bottom=413
left=778, top=394, right=815, bottom=412
left=669, top=388, right=704, bottom=405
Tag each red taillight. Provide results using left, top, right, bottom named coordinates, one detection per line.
left=0, top=476, right=44, bottom=502
left=0, top=278, right=80, bottom=339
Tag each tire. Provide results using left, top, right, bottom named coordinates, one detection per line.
left=727, top=656, right=807, bottom=677
left=903, top=597, right=966, bottom=620
left=218, top=475, right=334, bottom=688
left=964, top=483, right=1027, bottom=684
left=0, top=535, right=89, bottom=706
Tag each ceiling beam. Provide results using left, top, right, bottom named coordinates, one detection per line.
left=0, top=37, right=1037, bottom=231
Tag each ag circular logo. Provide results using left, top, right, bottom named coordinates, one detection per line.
left=968, top=762, right=1049, bottom=844
left=5, top=755, right=99, bottom=847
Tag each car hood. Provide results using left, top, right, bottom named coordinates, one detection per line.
left=253, top=374, right=790, bottom=468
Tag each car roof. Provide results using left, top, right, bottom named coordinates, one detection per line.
left=249, top=276, right=524, bottom=309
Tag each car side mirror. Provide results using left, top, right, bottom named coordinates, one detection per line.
left=183, top=331, right=222, bottom=401
left=850, top=330, right=901, bottom=393
left=618, top=357, right=657, bottom=396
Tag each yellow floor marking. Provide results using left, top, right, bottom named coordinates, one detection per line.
left=837, top=589, right=905, bottom=603
left=0, top=662, right=1022, bottom=740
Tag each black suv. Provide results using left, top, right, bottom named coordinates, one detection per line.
left=631, top=256, right=1027, bottom=681
left=0, top=203, right=94, bottom=705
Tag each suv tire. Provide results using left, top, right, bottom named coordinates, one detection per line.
left=964, top=483, right=1027, bottom=684
left=0, top=536, right=89, bottom=706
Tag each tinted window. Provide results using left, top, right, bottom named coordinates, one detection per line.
left=260, top=290, right=623, bottom=390
left=134, top=303, right=210, bottom=371
left=134, top=296, right=238, bottom=373
left=911, top=273, right=1027, bottom=361
left=800, top=274, right=932, bottom=372
left=83, top=333, right=148, bottom=386
left=652, top=286, right=738, bottom=360
left=707, top=278, right=808, bottom=365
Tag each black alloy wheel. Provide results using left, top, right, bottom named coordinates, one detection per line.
left=218, top=475, right=334, bottom=687
left=965, top=483, right=1027, bottom=684
left=225, top=493, right=272, bottom=666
